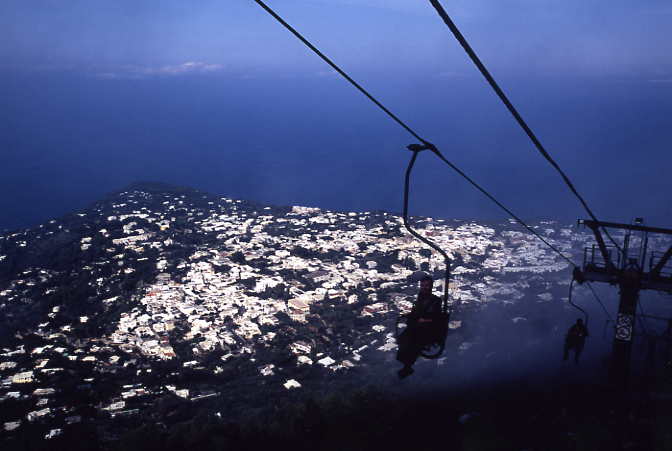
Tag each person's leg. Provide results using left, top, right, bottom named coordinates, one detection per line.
left=574, top=342, right=584, bottom=364
left=398, top=352, right=418, bottom=378
left=397, top=330, right=420, bottom=378
left=396, top=330, right=413, bottom=365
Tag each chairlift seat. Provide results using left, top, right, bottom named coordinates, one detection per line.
left=395, top=311, right=450, bottom=360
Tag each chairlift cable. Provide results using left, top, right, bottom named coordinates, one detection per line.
left=257, top=0, right=617, bottom=336
left=586, top=282, right=613, bottom=322
left=427, top=0, right=623, bottom=253
left=570, top=279, right=615, bottom=327
left=425, top=144, right=576, bottom=267
left=252, top=0, right=425, bottom=144
left=252, top=0, right=576, bottom=269
left=637, top=300, right=651, bottom=337
left=602, top=319, right=612, bottom=340
left=568, top=279, right=589, bottom=326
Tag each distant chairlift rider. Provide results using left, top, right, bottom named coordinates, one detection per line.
left=563, top=318, right=589, bottom=364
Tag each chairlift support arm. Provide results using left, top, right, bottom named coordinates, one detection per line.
left=580, top=220, right=616, bottom=271
left=403, top=144, right=451, bottom=312
left=652, top=245, right=672, bottom=278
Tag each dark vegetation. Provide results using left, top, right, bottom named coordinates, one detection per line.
left=5, top=372, right=671, bottom=451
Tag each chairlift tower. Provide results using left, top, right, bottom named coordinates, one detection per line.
left=575, top=218, right=672, bottom=389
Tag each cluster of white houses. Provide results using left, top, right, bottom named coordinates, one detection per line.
left=0, top=190, right=581, bottom=439
left=100, top=198, right=576, bottom=378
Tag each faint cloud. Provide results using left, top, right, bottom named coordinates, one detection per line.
left=94, top=61, right=224, bottom=79
left=149, top=61, right=224, bottom=75
left=95, top=71, right=143, bottom=80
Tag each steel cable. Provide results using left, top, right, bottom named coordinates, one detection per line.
left=568, top=279, right=589, bottom=326
left=586, top=282, right=613, bottom=322
left=252, top=0, right=425, bottom=144
left=253, top=0, right=575, bottom=268
left=427, top=0, right=623, bottom=253
left=254, top=0, right=619, bottom=326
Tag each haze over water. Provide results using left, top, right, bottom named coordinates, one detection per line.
left=2, top=0, right=672, bottom=231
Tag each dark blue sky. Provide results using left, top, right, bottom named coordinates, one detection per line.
left=2, top=0, right=671, bottom=231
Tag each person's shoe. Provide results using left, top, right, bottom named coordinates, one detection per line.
left=397, top=366, right=414, bottom=379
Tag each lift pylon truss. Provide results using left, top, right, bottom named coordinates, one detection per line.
left=575, top=219, right=672, bottom=389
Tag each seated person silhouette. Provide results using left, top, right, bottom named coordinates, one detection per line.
left=563, top=318, right=589, bottom=364
left=396, top=274, right=442, bottom=379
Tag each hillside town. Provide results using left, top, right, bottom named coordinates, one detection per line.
left=0, top=183, right=599, bottom=444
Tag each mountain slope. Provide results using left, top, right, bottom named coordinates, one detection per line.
left=0, top=182, right=584, bottom=445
